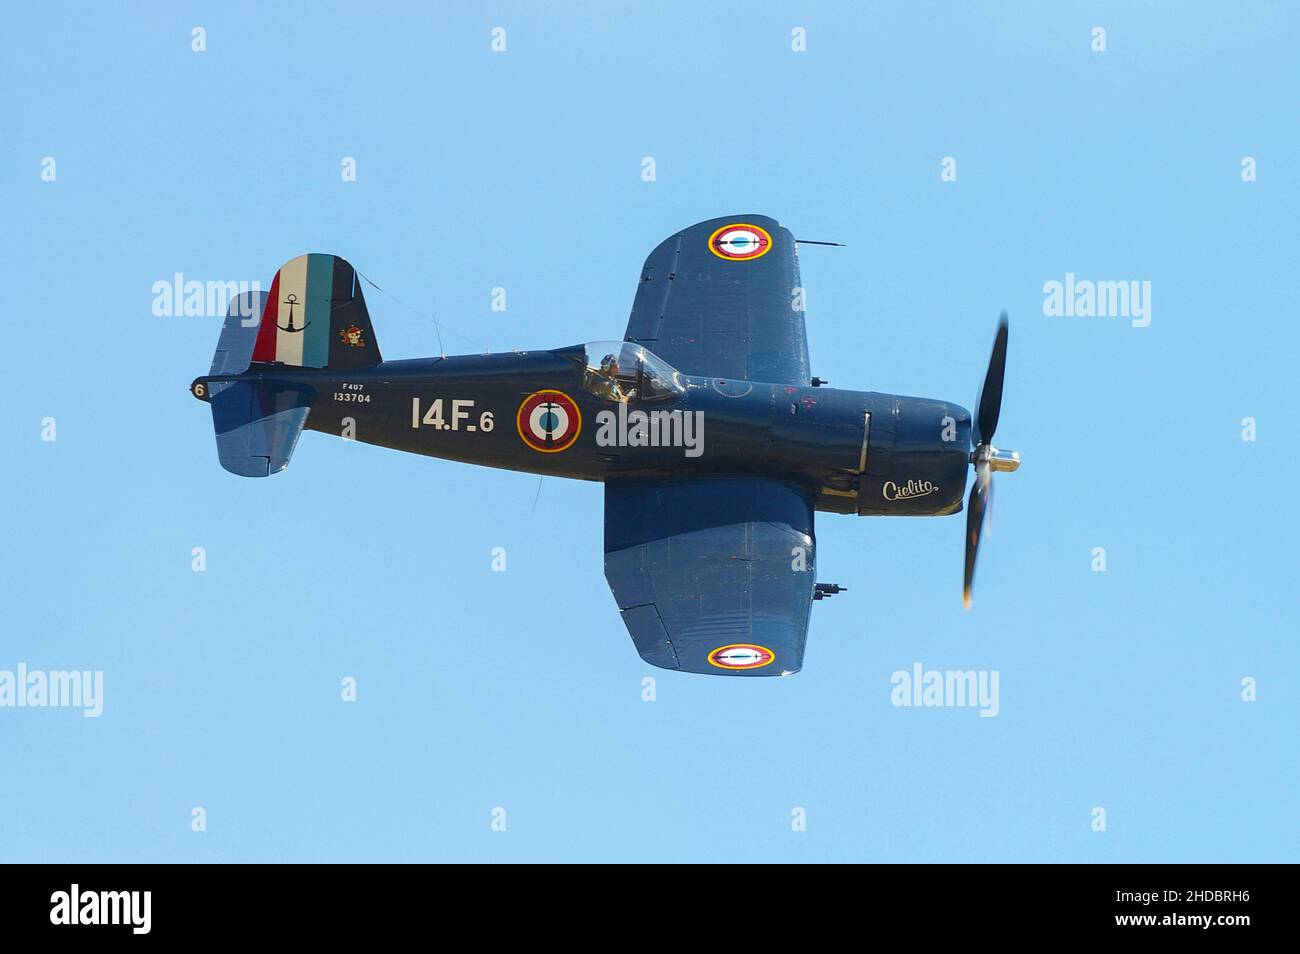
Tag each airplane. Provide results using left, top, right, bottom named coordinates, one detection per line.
left=190, top=214, right=1020, bottom=677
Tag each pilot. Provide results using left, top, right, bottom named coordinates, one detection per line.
left=587, top=353, right=634, bottom=402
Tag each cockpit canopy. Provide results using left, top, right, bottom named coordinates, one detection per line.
left=579, top=341, right=684, bottom=403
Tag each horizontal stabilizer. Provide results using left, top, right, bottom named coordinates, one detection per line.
left=210, top=291, right=269, bottom=377
left=210, top=380, right=314, bottom=477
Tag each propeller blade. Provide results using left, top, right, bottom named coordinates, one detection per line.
left=962, top=460, right=991, bottom=609
left=973, top=313, right=1009, bottom=446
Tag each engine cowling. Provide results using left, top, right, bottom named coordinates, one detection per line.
left=857, top=393, right=971, bottom=516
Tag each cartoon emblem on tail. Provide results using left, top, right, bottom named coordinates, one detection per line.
left=340, top=325, right=365, bottom=347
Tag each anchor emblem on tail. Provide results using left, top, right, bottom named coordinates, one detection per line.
left=277, top=294, right=311, bottom=333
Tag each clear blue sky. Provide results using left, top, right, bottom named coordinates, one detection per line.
left=2, top=2, right=1296, bottom=862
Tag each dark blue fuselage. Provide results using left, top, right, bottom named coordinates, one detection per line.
left=234, top=343, right=976, bottom=518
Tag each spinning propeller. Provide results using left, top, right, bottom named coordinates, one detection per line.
left=963, top=313, right=1020, bottom=609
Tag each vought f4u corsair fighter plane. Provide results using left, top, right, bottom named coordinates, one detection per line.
left=191, top=215, right=1020, bottom=677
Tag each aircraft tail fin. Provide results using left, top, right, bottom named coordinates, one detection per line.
left=194, top=255, right=380, bottom=477
left=250, top=254, right=381, bottom=370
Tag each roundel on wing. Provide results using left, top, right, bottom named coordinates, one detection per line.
left=707, top=223, right=774, bottom=261
left=707, top=643, right=776, bottom=670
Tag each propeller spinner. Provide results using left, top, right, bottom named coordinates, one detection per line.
left=963, top=313, right=1020, bottom=609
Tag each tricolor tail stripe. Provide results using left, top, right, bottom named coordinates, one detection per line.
left=251, top=253, right=337, bottom=368
left=303, top=254, right=333, bottom=367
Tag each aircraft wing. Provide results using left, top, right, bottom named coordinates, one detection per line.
left=604, top=478, right=817, bottom=676
left=623, top=214, right=811, bottom=384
